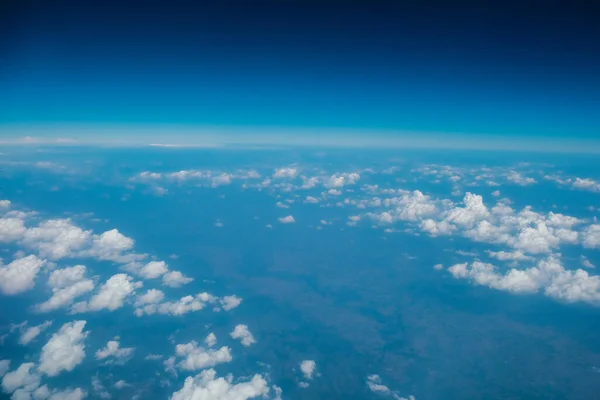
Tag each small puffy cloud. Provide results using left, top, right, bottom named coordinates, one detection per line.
left=220, top=295, right=243, bottom=311
left=175, top=341, right=232, bottom=371
left=507, top=172, right=536, bottom=186
left=487, top=250, right=534, bottom=262
left=87, top=229, right=135, bottom=262
left=1, top=362, right=41, bottom=394
left=22, top=219, right=91, bottom=260
left=572, top=178, right=600, bottom=192
left=37, top=266, right=95, bottom=313
left=278, top=215, right=295, bottom=224
left=134, top=289, right=165, bottom=307
left=204, top=333, right=217, bottom=348
left=0, top=218, right=26, bottom=242
left=300, top=360, right=316, bottom=380
left=433, top=264, right=443, bottom=271
left=581, top=256, right=595, bottom=269
left=366, top=374, right=391, bottom=394
left=491, top=190, right=501, bottom=197
left=0, top=255, right=46, bottom=295
left=171, top=369, right=269, bottom=400
left=47, top=265, right=87, bottom=289
left=325, top=172, right=360, bottom=188
left=162, top=271, right=193, bottom=288
left=139, top=261, right=169, bottom=279
left=114, top=380, right=130, bottom=389
left=39, top=321, right=88, bottom=377
left=230, top=325, right=256, bottom=347
left=73, top=274, right=141, bottom=313
left=19, top=321, right=53, bottom=345
left=48, top=388, right=87, bottom=400
left=95, top=340, right=135, bottom=363
left=304, top=196, right=319, bottom=204
left=275, top=202, right=289, bottom=209
left=273, top=168, right=298, bottom=179
left=582, top=225, right=600, bottom=249
left=135, top=292, right=215, bottom=317
left=0, top=200, right=10, bottom=208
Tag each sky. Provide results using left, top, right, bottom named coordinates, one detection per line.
left=1, top=1, right=599, bottom=149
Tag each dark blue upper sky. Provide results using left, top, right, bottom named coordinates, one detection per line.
left=1, top=0, right=599, bottom=142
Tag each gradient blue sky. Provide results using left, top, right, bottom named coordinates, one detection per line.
left=1, top=1, right=599, bottom=148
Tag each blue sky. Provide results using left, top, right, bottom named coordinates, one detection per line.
left=1, top=2, right=599, bottom=149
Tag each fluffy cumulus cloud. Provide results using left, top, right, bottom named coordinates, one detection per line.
left=0, top=255, right=46, bottom=295
left=324, top=172, right=360, bottom=188
left=134, top=292, right=217, bottom=317
left=0, top=360, right=10, bottom=377
left=21, top=219, right=92, bottom=260
left=39, top=320, right=88, bottom=377
left=204, top=333, right=217, bottom=348
left=1, top=362, right=41, bottom=394
left=220, top=295, right=243, bottom=311
left=95, top=340, right=135, bottom=363
left=278, top=215, right=295, bottom=224
left=0, top=217, right=26, bottom=242
left=87, top=229, right=137, bottom=262
left=582, top=225, right=600, bottom=249
left=366, top=374, right=415, bottom=400
left=73, top=274, right=141, bottom=313
left=162, top=271, right=194, bottom=288
left=138, top=261, right=169, bottom=279
left=300, top=360, right=316, bottom=380
left=447, top=256, right=600, bottom=305
left=272, top=168, right=298, bottom=179
left=48, top=387, right=87, bottom=400
left=230, top=325, right=256, bottom=347
left=174, top=341, right=233, bottom=371
left=572, top=177, right=600, bottom=192
left=19, top=321, right=53, bottom=345
left=171, top=368, right=270, bottom=400
left=37, top=266, right=95, bottom=312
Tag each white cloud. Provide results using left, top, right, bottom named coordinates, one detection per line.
left=134, top=289, right=165, bottom=307
left=433, top=264, right=443, bottom=271
left=366, top=374, right=391, bottom=394
left=73, top=274, right=141, bottom=313
left=139, top=261, right=169, bottom=279
left=0, top=255, right=46, bottom=295
left=175, top=341, right=232, bottom=371
left=300, top=360, right=316, bottom=380
left=47, top=265, right=87, bottom=289
left=204, top=333, right=217, bottom=348
left=507, top=172, right=536, bottom=186
left=487, top=250, right=534, bottom=262
left=304, top=196, right=319, bottom=204
left=162, top=271, right=193, bottom=288
left=573, top=177, right=600, bottom=192
left=273, top=168, right=298, bottom=179
left=114, top=380, right=130, bottom=389
left=95, top=340, right=135, bottom=363
left=135, top=293, right=215, bottom=317
left=19, top=321, right=53, bottom=345
left=445, top=193, right=490, bottom=227
left=0, top=218, right=26, bottom=242
left=230, top=325, right=256, bottom=347
left=0, top=200, right=10, bottom=208
left=171, top=369, right=269, bottom=400
left=220, top=295, right=242, bottom=311
left=275, top=202, right=289, bottom=209
left=324, top=173, right=360, bottom=188
left=87, top=229, right=136, bottom=262
left=37, top=266, right=95, bottom=313
left=1, top=362, right=40, bottom=394
left=448, top=256, right=600, bottom=305
left=22, top=219, right=91, bottom=260
left=491, top=190, right=501, bottom=197
left=278, top=215, right=295, bottom=224
left=39, top=321, right=88, bottom=377
left=37, top=280, right=95, bottom=313
left=582, top=225, right=600, bottom=249
left=581, top=256, right=595, bottom=269
left=48, top=388, right=87, bottom=400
